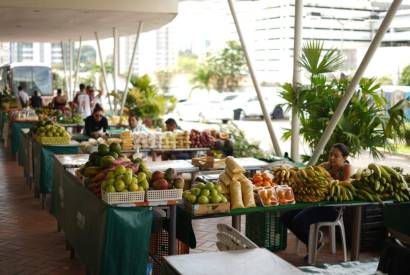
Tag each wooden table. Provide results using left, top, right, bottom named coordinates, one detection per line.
left=163, top=248, right=305, bottom=275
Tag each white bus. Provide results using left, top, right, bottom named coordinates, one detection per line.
left=0, top=62, right=52, bottom=99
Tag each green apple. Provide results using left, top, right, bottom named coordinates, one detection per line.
left=137, top=172, right=146, bottom=182
left=106, top=178, right=115, bottom=186
left=215, top=184, right=223, bottom=193
left=198, top=195, right=209, bottom=204
left=187, top=194, right=197, bottom=204
left=195, top=182, right=206, bottom=189
left=106, top=185, right=116, bottom=193
left=220, top=195, right=228, bottom=203
left=205, top=182, right=215, bottom=190
left=140, top=179, right=149, bottom=190
left=211, top=194, right=222, bottom=203
left=115, top=165, right=126, bottom=176
left=128, top=183, right=139, bottom=191
left=191, top=188, right=201, bottom=196
left=210, top=189, right=219, bottom=197
left=200, top=189, right=210, bottom=197
left=131, top=177, right=138, bottom=185
left=115, top=179, right=125, bottom=192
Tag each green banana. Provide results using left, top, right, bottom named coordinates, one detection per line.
left=379, top=166, right=391, bottom=181
left=382, top=165, right=401, bottom=181
left=368, top=164, right=382, bottom=179
left=354, top=168, right=363, bottom=181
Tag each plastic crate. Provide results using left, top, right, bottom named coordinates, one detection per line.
left=245, top=211, right=287, bottom=252
left=101, top=190, right=145, bottom=205
left=149, top=229, right=189, bottom=275
left=146, top=189, right=182, bottom=202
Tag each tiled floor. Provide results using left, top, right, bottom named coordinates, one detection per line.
left=0, top=145, right=380, bottom=274
left=0, top=148, right=85, bottom=274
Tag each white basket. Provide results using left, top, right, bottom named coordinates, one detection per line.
left=146, top=189, right=183, bottom=202
left=102, top=190, right=145, bottom=205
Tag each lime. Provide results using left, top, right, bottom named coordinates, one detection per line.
left=200, top=189, right=210, bottom=197
left=191, top=188, right=201, bottom=196
left=195, top=182, right=206, bottom=189
left=205, top=182, right=215, bottom=190
left=198, top=195, right=209, bottom=204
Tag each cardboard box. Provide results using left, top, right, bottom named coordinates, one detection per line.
left=184, top=200, right=230, bottom=216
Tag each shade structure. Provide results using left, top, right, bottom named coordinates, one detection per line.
left=0, top=0, right=178, bottom=42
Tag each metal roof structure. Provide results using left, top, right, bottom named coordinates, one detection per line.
left=0, top=0, right=178, bottom=42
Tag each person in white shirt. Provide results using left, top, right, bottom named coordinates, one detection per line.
left=128, top=113, right=148, bottom=133
left=18, top=86, right=29, bottom=107
left=74, top=84, right=91, bottom=118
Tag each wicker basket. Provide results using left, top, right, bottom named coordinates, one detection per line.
left=101, top=190, right=145, bottom=205
left=146, top=189, right=183, bottom=202
left=35, top=135, right=71, bottom=145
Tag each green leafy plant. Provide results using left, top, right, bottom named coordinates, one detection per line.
left=280, top=40, right=409, bottom=162
left=125, top=74, right=176, bottom=120
left=191, top=40, right=247, bottom=92
left=399, top=64, right=410, bottom=86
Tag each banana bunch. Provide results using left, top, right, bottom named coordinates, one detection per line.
left=271, top=166, right=298, bottom=185
left=326, top=180, right=356, bottom=202
left=280, top=166, right=333, bottom=202
left=352, top=163, right=410, bottom=202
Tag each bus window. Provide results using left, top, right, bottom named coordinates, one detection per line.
left=12, top=66, right=33, bottom=96
left=33, top=67, right=52, bottom=96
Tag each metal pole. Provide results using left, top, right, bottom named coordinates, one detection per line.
left=69, top=39, right=73, bottom=100
left=308, top=0, right=402, bottom=165
left=95, top=32, right=112, bottom=111
left=291, top=0, right=303, bottom=162
left=113, top=27, right=118, bottom=113
left=60, top=41, right=69, bottom=95
left=73, top=37, right=82, bottom=97
left=119, top=21, right=143, bottom=116
left=227, top=0, right=282, bottom=156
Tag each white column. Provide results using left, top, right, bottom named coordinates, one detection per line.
left=291, top=0, right=303, bottom=162
left=113, top=27, right=118, bottom=112
left=73, top=37, right=82, bottom=97
left=119, top=22, right=143, bottom=116
left=95, top=32, right=112, bottom=111
left=308, top=0, right=403, bottom=165
left=61, top=41, right=69, bottom=95
left=69, top=39, right=73, bottom=100
left=227, top=0, right=282, bottom=156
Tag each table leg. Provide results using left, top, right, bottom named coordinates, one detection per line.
left=232, top=215, right=241, bottom=231
left=308, top=224, right=318, bottom=265
left=351, top=205, right=362, bottom=261
left=41, top=193, right=46, bottom=209
left=168, top=205, right=177, bottom=255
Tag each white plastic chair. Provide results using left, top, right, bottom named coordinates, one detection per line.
left=295, top=208, right=347, bottom=265
left=216, top=223, right=258, bottom=251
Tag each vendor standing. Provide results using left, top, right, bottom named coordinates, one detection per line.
left=52, top=89, right=67, bottom=111
left=84, top=104, right=109, bottom=138
left=280, top=143, right=352, bottom=260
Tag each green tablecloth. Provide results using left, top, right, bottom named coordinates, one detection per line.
left=33, top=140, right=80, bottom=194
left=0, top=111, right=8, bottom=137
left=51, top=163, right=153, bottom=275
left=18, top=129, right=30, bottom=168
left=11, top=121, right=35, bottom=155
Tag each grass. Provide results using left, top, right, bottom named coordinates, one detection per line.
left=395, top=144, right=410, bottom=155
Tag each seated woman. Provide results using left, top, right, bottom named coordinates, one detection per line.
left=52, top=89, right=67, bottom=111
left=128, top=113, right=148, bottom=133
left=280, top=143, right=352, bottom=259
left=84, top=104, right=109, bottom=138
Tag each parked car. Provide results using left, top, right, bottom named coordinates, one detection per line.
left=206, top=92, right=254, bottom=122
left=233, top=88, right=289, bottom=120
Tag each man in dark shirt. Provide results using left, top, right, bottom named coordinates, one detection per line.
left=84, top=104, right=109, bottom=138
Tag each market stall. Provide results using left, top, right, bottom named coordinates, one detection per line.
left=50, top=163, right=152, bottom=275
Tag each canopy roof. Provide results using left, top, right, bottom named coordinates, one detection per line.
left=0, top=0, right=178, bottom=42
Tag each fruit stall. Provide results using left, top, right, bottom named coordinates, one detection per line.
left=30, top=120, right=81, bottom=208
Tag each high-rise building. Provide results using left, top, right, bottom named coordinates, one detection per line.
left=9, top=42, right=51, bottom=64
left=0, top=43, right=10, bottom=64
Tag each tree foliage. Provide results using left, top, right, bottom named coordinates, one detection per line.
left=191, top=41, right=247, bottom=92
left=125, top=74, right=176, bottom=119
left=399, top=64, right=410, bottom=86
left=280, top=40, right=409, bottom=162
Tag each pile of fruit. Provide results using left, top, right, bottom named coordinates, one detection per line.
left=190, top=129, right=215, bottom=148
left=183, top=181, right=228, bottom=205
left=252, top=171, right=275, bottom=187
left=175, top=131, right=191, bottom=149
left=352, top=164, right=410, bottom=202
left=273, top=166, right=332, bottom=202
left=217, top=157, right=256, bottom=209
left=149, top=168, right=185, bottom=190
left=35, top=108, right=62, bottom=121
left=11, top=108, right=38, bottom=121
left=133, top=132, right=161, bottom=149
left=257, top=188, right=278, bottom=206
left=161, top=131, right=177, bottom=149
left=32, top=120, right=70, bottom=138
left=79, top=143, right=151, bottom=198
